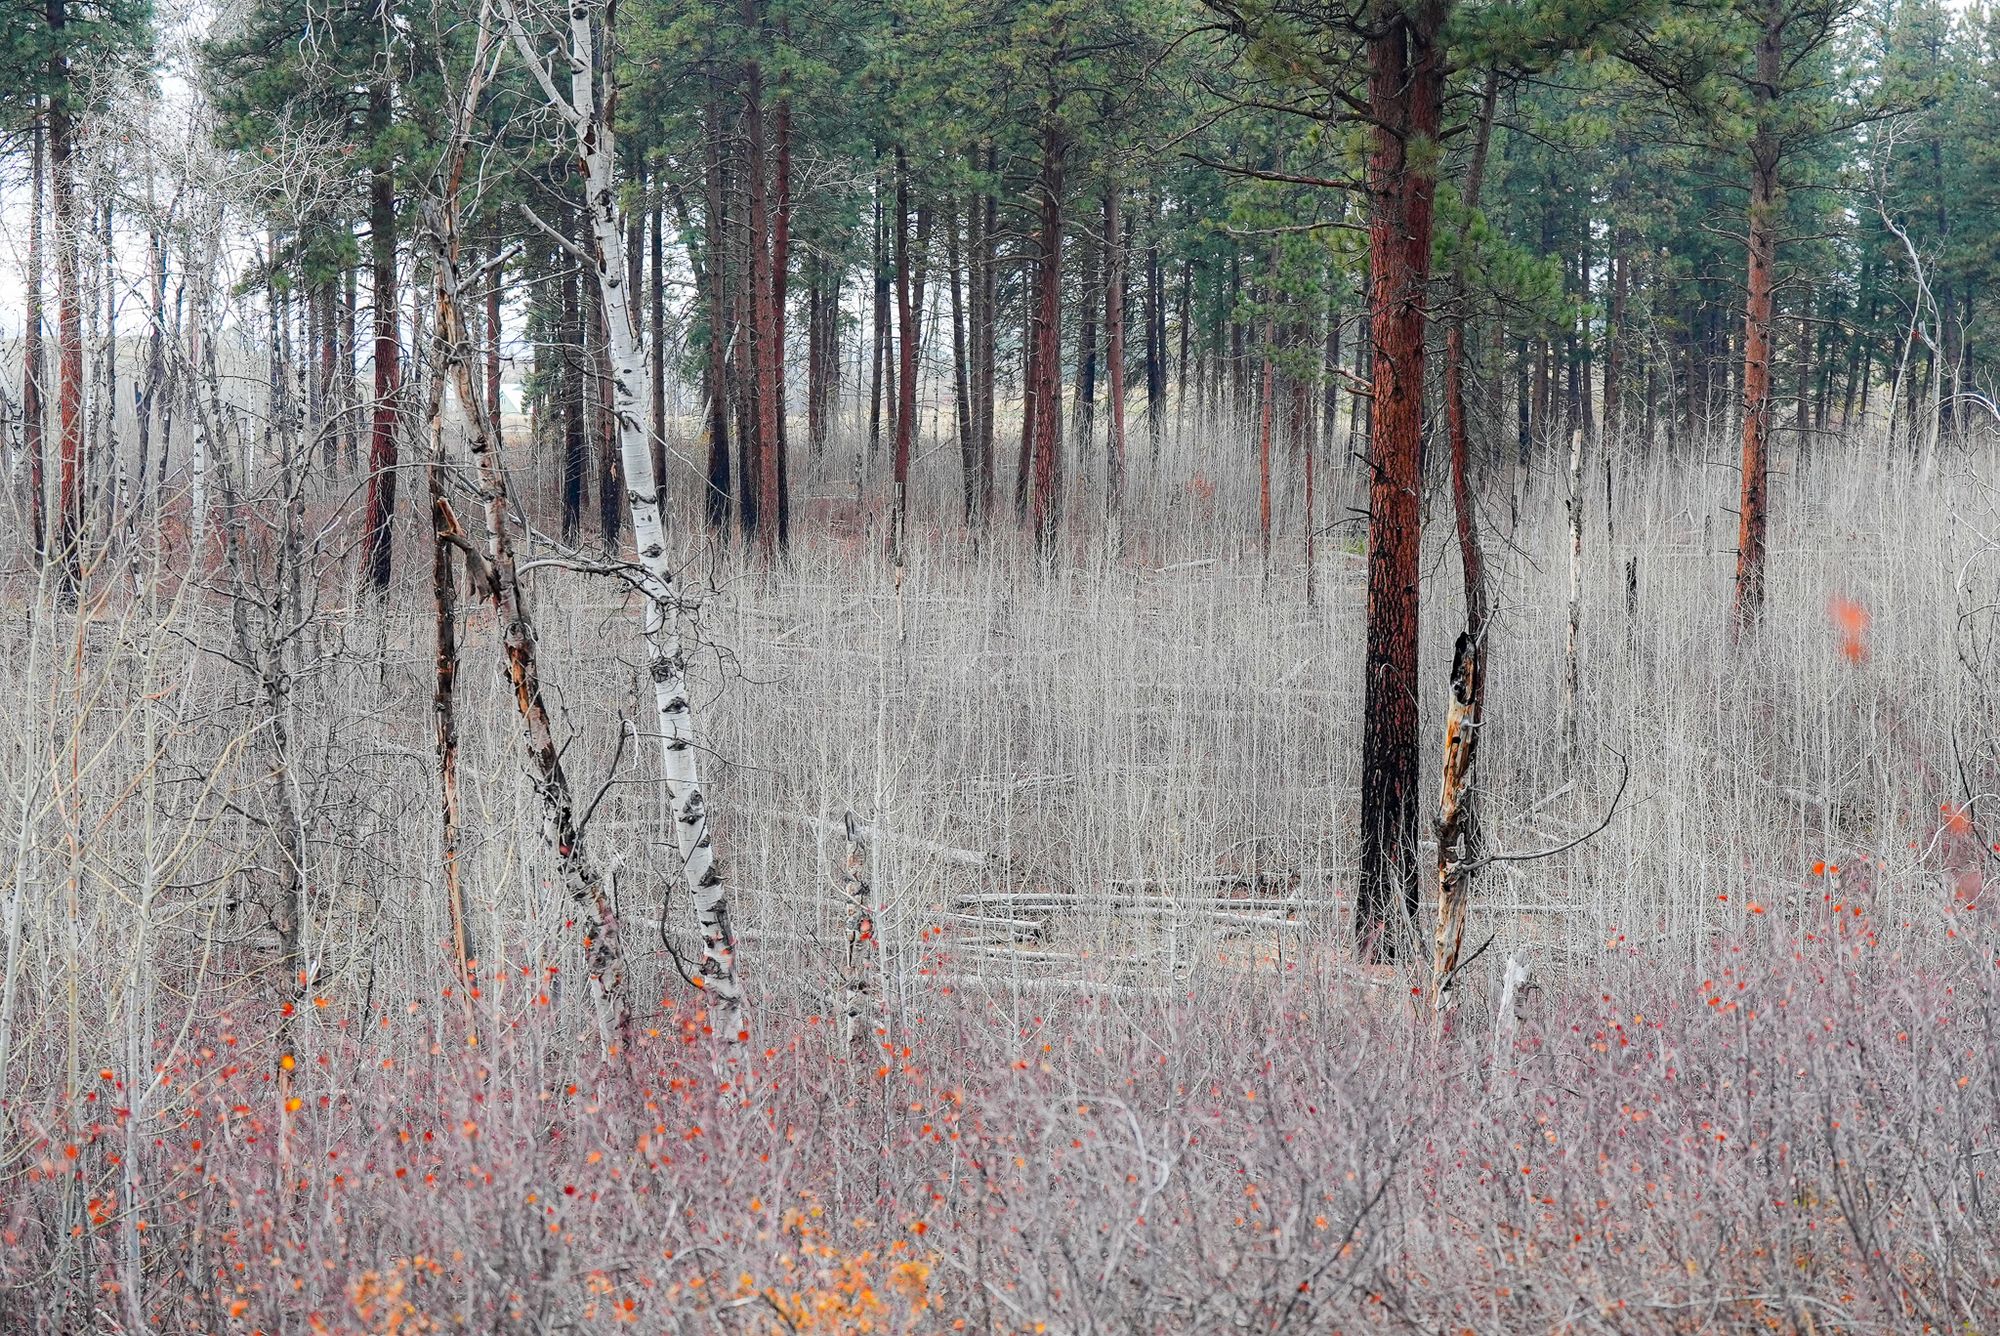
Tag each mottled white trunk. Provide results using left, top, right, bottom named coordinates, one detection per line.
left=838, top=811, right=879, bottom=1050
left=513, top=0, right=744, bottom=1035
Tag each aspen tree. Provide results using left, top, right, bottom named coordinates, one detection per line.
left=500, top=0, right=745, bottom=1035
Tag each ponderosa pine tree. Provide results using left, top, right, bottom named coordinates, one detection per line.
left=1210, top=0, right=1670, bottom=956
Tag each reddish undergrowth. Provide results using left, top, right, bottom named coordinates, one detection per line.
left=3, top=912, right=1996, bottom=1333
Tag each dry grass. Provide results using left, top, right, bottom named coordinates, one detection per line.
left=0, top=411, right=1996, bottom=1331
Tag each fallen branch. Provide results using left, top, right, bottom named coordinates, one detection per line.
left=777, top=811, right=992, bottom=870
left=1470, top=747, right=1630, bottom=872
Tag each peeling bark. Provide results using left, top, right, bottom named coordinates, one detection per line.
left=1430, top=632, right=1482, bottom=1008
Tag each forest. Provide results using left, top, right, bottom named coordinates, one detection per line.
left=2, top=0, right=2000, bottom=1327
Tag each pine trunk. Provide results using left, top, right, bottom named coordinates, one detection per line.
left=1355, top=0, right=1444, bottom=960
left=1028, top=118, right=1065, bottom=553
left=1734, top=0, right=1781, bottom=628
left=362, top=68, right=401, bottom=594
left=733, top=119, right=760, bottom=540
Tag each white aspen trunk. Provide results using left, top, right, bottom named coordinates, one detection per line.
left=185, top=225, right=223, bottom=558
left=187, top=328, right=207, bottom=556
left=838, top=810, right=879, bottom=1050
left=1493, top=954, right=1530, bottom=1059
left=563, top=3, right=742, bottom=1036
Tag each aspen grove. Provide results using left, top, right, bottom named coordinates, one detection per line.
left=4, top=0, right=2000, bottom=1328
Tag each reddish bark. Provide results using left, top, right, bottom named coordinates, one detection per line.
left=361, top=73, right=401, bottom=593
left=1028, top=117, right=1065, bottom=553
left=1356, top=0, right=1445, bottom=959
left=731, top=113, right=759, bottom=538
left=1734, top=0, right=1782, bottom=628
left=1015, top=236, right=1037, bottom=523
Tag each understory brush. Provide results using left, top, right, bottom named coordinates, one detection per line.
left=4, top=920, right=1996, bottom=1334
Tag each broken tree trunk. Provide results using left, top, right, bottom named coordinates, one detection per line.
left=424, top=354, right=476, bottom=1033
left=1431, top=68, right=1498, bottom=1013
left=1430, top=631, right=1482, bottom=1009
left=440, top=4, right=633, bottom=1050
